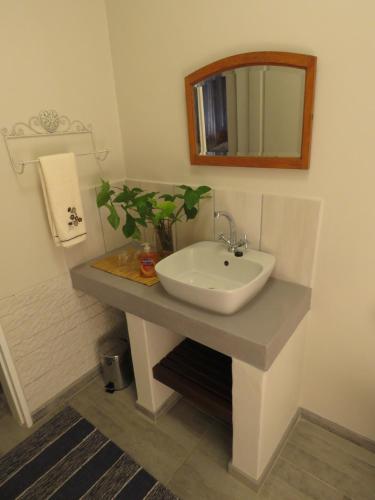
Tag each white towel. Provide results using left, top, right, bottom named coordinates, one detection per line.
left=38, top=153, right=87, bottom=248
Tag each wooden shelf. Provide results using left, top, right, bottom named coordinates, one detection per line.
left=153, top=339, right=232, bottom=424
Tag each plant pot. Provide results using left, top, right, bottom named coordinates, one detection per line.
left=156, top=219, right=174, bottom=256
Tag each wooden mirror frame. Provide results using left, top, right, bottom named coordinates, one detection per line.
left=185, top=51, right=317, bottom=169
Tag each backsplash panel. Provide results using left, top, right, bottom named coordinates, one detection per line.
left=260, top=194, right=322, bottom=287
left=175, top=191, right=215, bottom=250
left=214, top=190, right=262, bottom=250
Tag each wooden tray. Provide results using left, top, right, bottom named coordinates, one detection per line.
left=91, top=252, right=160, bottom=286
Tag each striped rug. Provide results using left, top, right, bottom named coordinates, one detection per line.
left=0, top=406, right=178, bottom=499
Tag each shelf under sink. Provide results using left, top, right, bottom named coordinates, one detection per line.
left=153, top=338, right=232, bottom=424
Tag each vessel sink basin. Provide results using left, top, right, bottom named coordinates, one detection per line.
left=155, top=241, right=275, bottom=314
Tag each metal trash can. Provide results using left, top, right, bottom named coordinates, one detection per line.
left=100, top=339, right=133, bottom=393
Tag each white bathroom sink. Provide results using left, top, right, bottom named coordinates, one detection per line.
left=155, top=241, right=275, bottom=314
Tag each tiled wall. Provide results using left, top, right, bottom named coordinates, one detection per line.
left=260, top=194, right=322, bottom=287
left=214, top=189, right=262, bottom=250
left=0, top=273, right=124, bottom=413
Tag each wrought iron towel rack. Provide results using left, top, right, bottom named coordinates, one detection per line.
left=1, top=110, right=110, bottom=175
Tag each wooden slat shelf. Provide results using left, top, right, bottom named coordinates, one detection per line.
left=153, top=339, right=232, bottom=424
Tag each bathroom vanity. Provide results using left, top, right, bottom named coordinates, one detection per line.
left=71, top=252, right=311, bottom=488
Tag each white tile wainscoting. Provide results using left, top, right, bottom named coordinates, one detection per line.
left=0, top=272, right=124, bottom=413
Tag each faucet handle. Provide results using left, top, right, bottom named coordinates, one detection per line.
left=237, top=233, right=249, bottom=250
left=217, top=232, right=231, bottom=246
left=243, top=232, right=249, bottom=249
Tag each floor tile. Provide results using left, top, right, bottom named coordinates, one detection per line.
left=258, top=473, right=314, bottom=500
left=85, top=376, right=138, bottom=410
left=196, top=418, right=232, bottom=467
left=0, top=405, right=62, bottom=456
left=295, top=418, right=375, bottom=467
left=284, top=419, right=375, bottom=499
left=155, top=399, right=214, bottom=452
left=0, top=414, right=32, bottom=455
left=2, top=378, right=375, bottom=500
left=272, top=458, right=345, bottom=499
left=168, top=447, right=257, bottom=500
left=70, top=395, right=125, bottom=438
left=71, top=383, right=193, bottom=484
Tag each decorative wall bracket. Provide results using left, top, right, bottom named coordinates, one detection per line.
left=1, top=110, right=110, bottom=174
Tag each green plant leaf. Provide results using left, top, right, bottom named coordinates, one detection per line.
left=123, top=213, right=136, bottom=238
left=113, top=188, right=132, bottom=203
left=184, top=205, right=198, bottom=220
left=135, top=199, right=148, bottom=218
left=135, top=198, right=151, bottom=218
left=152, top=201, right=177, bottom=225
left=184, top=188, right=200, bottom=209
left=159, top=194, right=176, bottom=202
left=98, top=179, right=211, bottom=240
left=132, top=192, right=157, bottom=219
left=196, top=185, right=211, bottom=196
left=136, top=217, right=148, bottom=228
left=107, top=204, right=120, bottom=229
left=158, top=200, right=176, bottom=217
left=134, top=192, right=158, bottom=204
left=96, top=179, right=114, bottom=207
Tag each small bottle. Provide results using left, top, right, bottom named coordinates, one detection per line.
left=139, top=243, right=158, bottom=278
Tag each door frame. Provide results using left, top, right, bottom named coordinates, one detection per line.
left=0, top=323, right=33, bottom=427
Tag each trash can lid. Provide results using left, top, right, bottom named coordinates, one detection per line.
left=99, top=339, right=128, bottom=357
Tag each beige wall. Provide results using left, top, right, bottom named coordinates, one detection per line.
left=0, top=0, right=126, bottom=412
left=1, top=0, right=125, bottom=296
left=106, top=0, right=375, bottom=439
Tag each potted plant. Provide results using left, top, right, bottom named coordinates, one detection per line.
left=96, top=180, right=211, bottom=254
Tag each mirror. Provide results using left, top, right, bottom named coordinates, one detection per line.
left=185, top=52, right=317, bottom=169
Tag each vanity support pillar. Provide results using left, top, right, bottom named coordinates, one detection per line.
left=126, top=313, right=184, bottom=418
left=230, top=315, right=308, bottom=489
left=126, top=310, right=308, bottom=489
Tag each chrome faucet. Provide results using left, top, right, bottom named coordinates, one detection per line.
left=214, top=210, right=248, bottom=253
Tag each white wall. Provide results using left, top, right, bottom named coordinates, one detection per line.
left=106, top=0, right=375, bottom=440
left=1, top=0, right=125, bottom=296
left=0, top=0, right=126, bottom=412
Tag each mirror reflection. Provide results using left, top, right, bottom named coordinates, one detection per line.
left=194, top=65, right=306, bottom=158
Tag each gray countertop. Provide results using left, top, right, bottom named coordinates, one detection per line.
left=70, top=256, right=311, bottom=371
